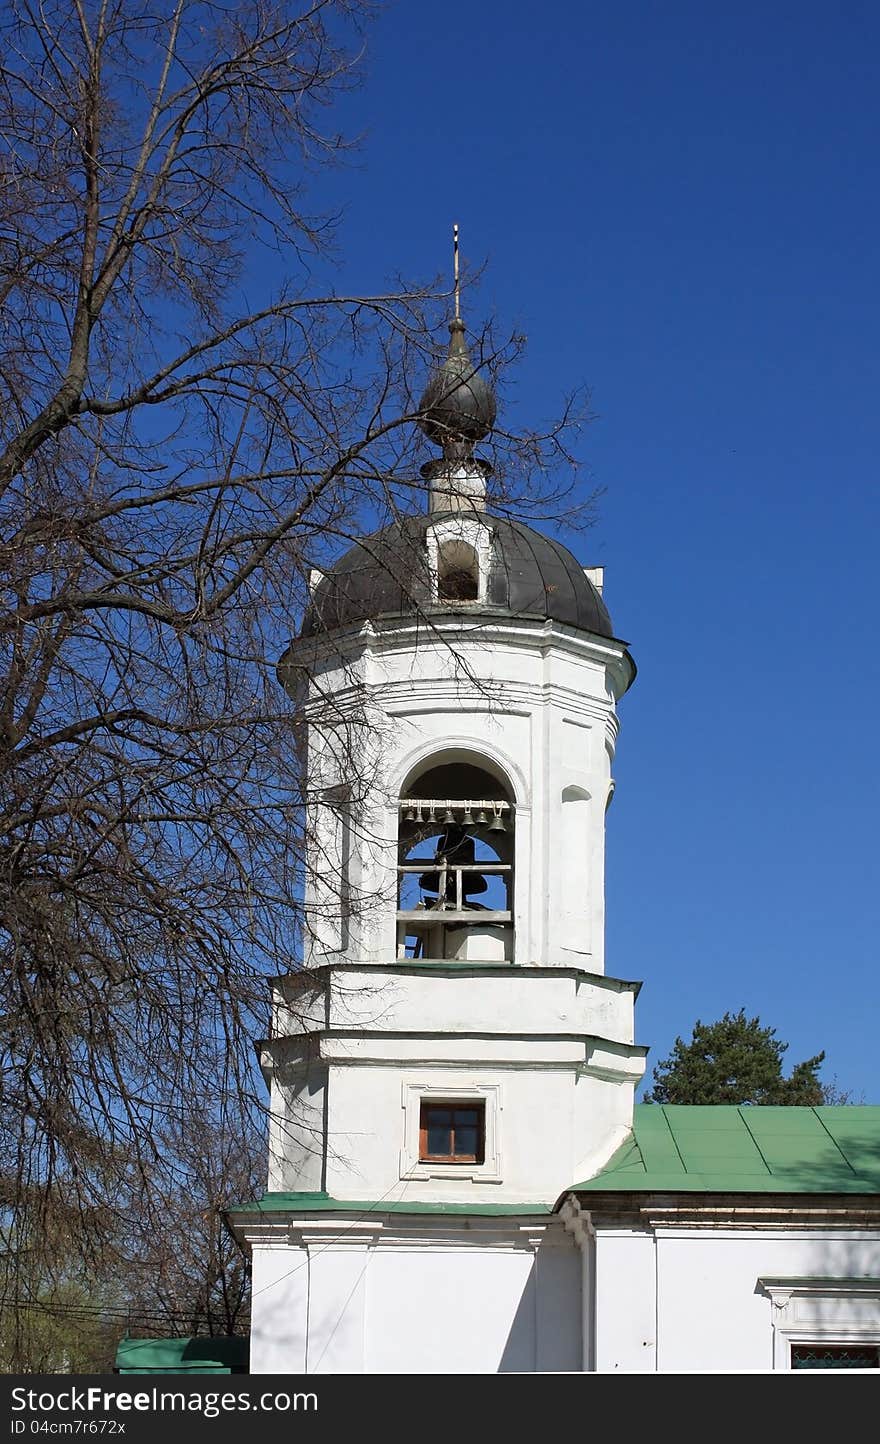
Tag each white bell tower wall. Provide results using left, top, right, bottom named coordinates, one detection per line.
left=284, top=611, right=633, bottom=974
left=265, top=607, right=642, bottom=1208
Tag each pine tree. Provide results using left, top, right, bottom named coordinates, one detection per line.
left=648, top=1011, right=826, bottom=1105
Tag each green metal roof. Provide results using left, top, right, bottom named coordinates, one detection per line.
left=115, top=1336, right=248, bottom=1374
left=573, top=1105, right=880, bottom=1194
left=230, top=1191, right=551, bottom=1217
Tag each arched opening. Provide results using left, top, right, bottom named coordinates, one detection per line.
left=396, top=758, right=514, bottom=961
left=437, top=539, right=479, bottom=602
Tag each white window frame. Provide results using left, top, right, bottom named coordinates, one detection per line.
left=760, top=1277, right=880, bottom=1370
left=399, top=1080, right=503, bottom=1183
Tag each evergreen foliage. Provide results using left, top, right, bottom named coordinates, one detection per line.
left=648, top=1010, right=826, bottom=1105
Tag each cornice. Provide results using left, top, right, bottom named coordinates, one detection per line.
left=570, top=1195, right=880, bottom=1231
left=285, top=612, right=633, bottom=679
left=259, top=1029, right=647, bottom=1078
left=270, top=961, right=643, bottom=995
left=227, top=1210, right=568, bottom=1254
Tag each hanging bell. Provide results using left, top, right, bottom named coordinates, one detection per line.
left=404, top=805, right=416, bottom=822
left=489, top=805, right=506, bottom=832
left=418, top=825, right=487, bottom=899
left=474, top=808, right=489, bottom=826
left=461, top=804, right=474, bottom=826
left=442, top=806, right=456, bottom=824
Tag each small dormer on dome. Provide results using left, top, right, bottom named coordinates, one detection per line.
left=425, top=513, right=493, bottom=604
left=299, top=514, right=617, bottom=641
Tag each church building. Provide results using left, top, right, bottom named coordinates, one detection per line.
left=227, top=286, right=880, bottom=1373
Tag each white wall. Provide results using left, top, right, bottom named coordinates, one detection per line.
left=295, top=615, right=629, bottom=976
left=249, top=1215, right=880, bottom=1374
left=267, top=938, right=644, bottom=1206
left=589, top=1222, right=880, bottom=1372
left=267, top=1052, right=641, bottom=1206
left=274, top=964, right=638, bottom=1045
left=249, top=1220, right=581, bottom=1375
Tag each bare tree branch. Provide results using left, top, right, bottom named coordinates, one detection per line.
left=0, top=0, right=596, bottom=1363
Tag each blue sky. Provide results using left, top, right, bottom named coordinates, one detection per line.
left=302, top=2, right=879, bottom=1100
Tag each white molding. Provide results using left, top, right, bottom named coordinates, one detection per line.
left=559, top=1194, right=595, bottom=1249
left=289, top=612, right=631, bottom=671
left=384, top=686, right=613, bottom=723
left=293, top=1216, right=561, bottom=1251
left=399, top=1079, right=503, bottom=1184
left=758, top=1277, right=880, bottom=1370
left=393, top=730, right=529, bottom=808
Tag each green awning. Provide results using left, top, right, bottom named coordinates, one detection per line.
left=114, top=1336, right=249, bottom=1374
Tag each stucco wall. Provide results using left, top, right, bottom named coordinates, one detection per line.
left=590, top=1223, right=880, bottom=1372
left=296, top=615, right=628, bottom=975
left=248, top=1219, right=581, bottom=1375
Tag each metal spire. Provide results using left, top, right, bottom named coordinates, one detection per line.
left=417, top=223, right=496, bottom=512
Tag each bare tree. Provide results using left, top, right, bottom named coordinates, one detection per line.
left=0, top=0, right=592, bottom=1351
left=111, top=1102, right=261, bottom=1342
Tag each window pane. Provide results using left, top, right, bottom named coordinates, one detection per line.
left=426, top=1109, right=452, bottom=1155
left=791, top=1344, right=879, bottom=1369
left=420, top=1101, right=484, bottom=1162
left=454, top=1124, right=478, bottom=1157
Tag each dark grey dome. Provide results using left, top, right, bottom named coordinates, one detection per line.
left=418, top=318, right=497, bottom=448
left=301, top=513, right=614, bottom=639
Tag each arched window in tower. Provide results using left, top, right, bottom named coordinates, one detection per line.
left=437, top=540, right=479, bottom=602
left=396, top=758, right=514, bottom=961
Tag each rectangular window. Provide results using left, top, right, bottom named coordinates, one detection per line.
left=419, top=1101, right=485, bottom=1164
left=790, top=1344, right=879, bottom=1369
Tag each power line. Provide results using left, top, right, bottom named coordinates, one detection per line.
left=0, top=1297, right=244, bottom=1330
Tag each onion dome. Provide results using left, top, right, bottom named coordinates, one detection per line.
left=418, top=317, right=497, bottom=456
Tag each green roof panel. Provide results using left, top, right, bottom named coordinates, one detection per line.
left=572, top=1105, right=880, bottom=1195
left=115, top=1337, right=248, bottom=1374
left=741, top=1107, right=835, bottom=1136
left=654, top=1106, right=746, bottom=1131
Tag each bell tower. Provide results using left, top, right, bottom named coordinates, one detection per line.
left=262, top=247, right=645, bottom=1215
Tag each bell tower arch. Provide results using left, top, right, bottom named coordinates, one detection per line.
left=397, top=753, right=515, bottom=962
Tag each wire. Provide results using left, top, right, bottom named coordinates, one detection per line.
left=0, top=1297, right=244, bottom=1330
left=249, top=1174, right=412, bottom=1301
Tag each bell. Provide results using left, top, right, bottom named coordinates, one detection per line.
left=461, top=804, right=474, bottom=826
left=442, top=806, right=456, bottom=824
left=489, top=806, right=506, bottom=832
left=418, top=825, right=488, bottom=900
left=474, top=808, right=489, bottom=826
left=404, top=806, right=416, bottom=822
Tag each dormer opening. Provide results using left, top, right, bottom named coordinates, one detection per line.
left=396, top=756, right=514, bottom=962
left=425, top=516, right=491, bottom=606
left=437, top=540, right=479, bottom=602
